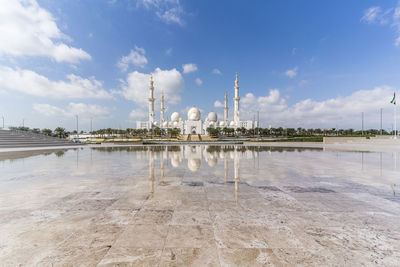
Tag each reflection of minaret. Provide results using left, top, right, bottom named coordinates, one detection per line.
left=148, top=74, right=155, bottom=126
left=149, top=151, right=155, bottom=197
left=233, top=73, right=240, bottom=126
left=160, top=88, right=165, bottom=125
left=224, top=155, right=228, bottom=183
left=224, top=89, right=229, bottom=124
left=161, top=150, right=165, bottom=184
left=234, top=149, right=240, bottom=204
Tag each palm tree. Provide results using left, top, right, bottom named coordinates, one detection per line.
left=41, top=128, right=53, bottom=136
left=54, top=127, right=66, bottom=138
left=169, top=128, right=180, bottom=138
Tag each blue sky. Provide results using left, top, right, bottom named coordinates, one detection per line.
left=1, top=0, right=400, bottom=131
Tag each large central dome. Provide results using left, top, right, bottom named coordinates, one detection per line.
left=187, top=106, right=201, bottom=121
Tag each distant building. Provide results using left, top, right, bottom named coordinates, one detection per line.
left=136, top=73, right=256, bottom=134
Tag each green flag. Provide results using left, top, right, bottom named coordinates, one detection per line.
left=391, top=92, right=396, bottom=105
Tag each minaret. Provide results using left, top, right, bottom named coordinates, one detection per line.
left=160, top=88, right=165, bottom=126
left=224, top=89, right=228, bottom=124
left=233, top=73, right=240, bottom=126
left=148, top=74, right=155, bottom=127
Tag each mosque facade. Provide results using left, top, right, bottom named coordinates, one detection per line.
left=136, top=73, right=256, bottom=134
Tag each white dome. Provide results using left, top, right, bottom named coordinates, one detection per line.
left=173, top=121, right=179, bottom=127
left=207, top=112, right=217, bottom=122
left=219, top=121, right=226, bottom=127
left=187, top=106, right=201, bottom=121
left=209, top=121, right=215, bottom=126
left=171, top=112, right=180, bottom=122
left=188, top=159, right=201, bottom=172
left=154, top=121, right=159, bottom=126
left=229, top=121, right=236, bottom=127
left=162, top=121, right=168, bottom=127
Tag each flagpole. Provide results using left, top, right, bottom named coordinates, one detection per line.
left=394, top=94, right=397, bottom=139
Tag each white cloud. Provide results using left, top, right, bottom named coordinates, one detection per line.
left=214, top=100, right=223, bottom=108
left=292, top=48, right=297, bottom=55
left=182, top=63, right=198, bottom=74
left=212, top=68, right=222, bottom=75
left=156, top=6, right=184, bottom=25
left=165, top=48, right=173, bottom=55
left=129, top=109, right=148, bottom=120
left=0, top=66, right=111, bottom=99
left=195, top=78, right=202, bottom=86
left=298, top=80, right=308, bottom=87
left=362, top=4, right=400, bottom=46
left=361, top=7, right=382, bottom=24
left=117, top=46, right=148, bottom=72
left=120, top=67, right=184, bottom=107
left=285, top=66, right=298, bottom=78
left=137, top=0, right=185, bottom=26
left=0, top=0, right=91, bottom=63
left=33, top=103, right=110, bottom=117
left=237, top=86, right=396, bottom=129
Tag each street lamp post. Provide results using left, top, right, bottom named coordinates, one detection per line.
left=2, top=116, right=4, bottom=128
left=76, top=115, right=79, bottom=137
left=361, top=112, right=364, bottom=136
left=380, top=108, right=383, bottom=135
left=22, top=118, right=25, bottom=128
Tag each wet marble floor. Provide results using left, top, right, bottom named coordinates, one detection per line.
left=0, top=145, right=400, bottom=266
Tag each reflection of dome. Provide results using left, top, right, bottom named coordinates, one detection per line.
left=171, top=157, right=181, bottom=168
left=229, top=121, right=235, bottom=127
left=171, top=112, right=180, bottom=122
left=187, top=106, right=201, bottom=121
left=219, top=121, right=226, bottom=127
left=187, top=158, right=201, bottom=172
left=162, top=121, right=168, bottom=127
left=207, top=112, right=217, bottom=122
left=207, top=157, right=217, bottom=168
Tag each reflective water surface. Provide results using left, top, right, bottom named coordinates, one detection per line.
left=1, top=145, right=400, bottom=266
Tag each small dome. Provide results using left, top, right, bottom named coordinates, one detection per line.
left=207, top=112, right=218, bottom=122
left=209, top=121, right=215, bottom=126
left=219, top=121, right=225, bottom=127
left=162, top=121, right=168, bottom=127
left=187, top=106, right=201, bottom=121
left=229, top=121, right=236, bottom=127
left=171, top=112, right=180, bottom=122
left=154, top=121, right=159, bottom=126
left=173, top=121, right=179, bottom=127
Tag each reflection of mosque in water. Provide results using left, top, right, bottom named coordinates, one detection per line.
left=91, top=145, right=323, bottom=202
left=144, top=145, right=250, bottom=202
left=127, top=145, right=261, bottom=171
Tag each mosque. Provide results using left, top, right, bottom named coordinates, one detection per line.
left=136, top=73, right=256, bottom=134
